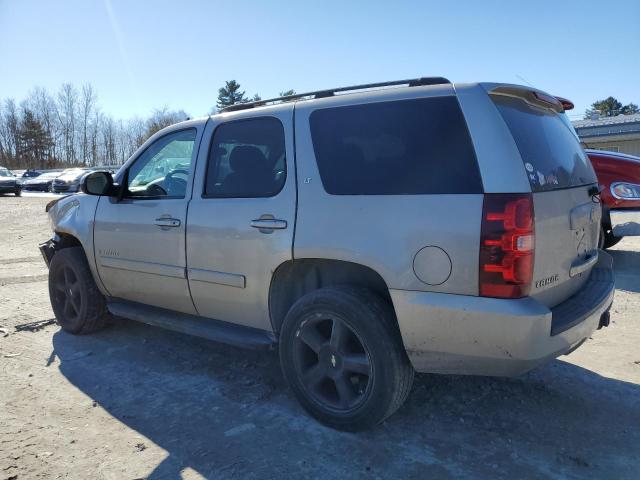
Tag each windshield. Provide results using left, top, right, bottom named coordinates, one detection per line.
left=0, top=168, right=13, bottom=177
left=491, top=94, right=597, bottom=192
left=59, top=169, right=86, bottom=180
left=37, top=172, right=59, bottom=180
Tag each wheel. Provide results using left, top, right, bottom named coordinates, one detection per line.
left=14, top=188, right=21, bottom=197
left=279, top=286, right=414, bottom=431
left=600, top=226, right=622, bottom=250
left=48, top=247, right=111, bottom=334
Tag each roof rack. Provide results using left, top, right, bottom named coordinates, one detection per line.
left=221, top=77, right=451, bottom=112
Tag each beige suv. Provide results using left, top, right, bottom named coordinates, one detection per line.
left=41, top=78, right=615, bottom=431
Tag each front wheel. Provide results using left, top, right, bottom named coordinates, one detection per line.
left=48, top=247, right=111, bottom=334
left=14, top=188, right=21, bottom=197
left=279, top=286, right=414, bottom=431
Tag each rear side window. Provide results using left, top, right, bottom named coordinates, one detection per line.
left=309, top=97, right=482, bottom=195
left=491, top=94, right=597, bottom=192
left=204, top=117, right=286, bottom=198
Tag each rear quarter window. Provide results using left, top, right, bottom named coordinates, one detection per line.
left=309, top=97, right=482, bottom=195
left=491, top=94, right=597, bottom=192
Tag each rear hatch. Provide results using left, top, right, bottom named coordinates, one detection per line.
left=489, top=87, right=600, bottom=308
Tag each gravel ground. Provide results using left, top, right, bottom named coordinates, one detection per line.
left=1, top=195, right=639, bottom=480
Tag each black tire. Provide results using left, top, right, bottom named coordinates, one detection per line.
left=14, top=188, right=21, bottom=197
left=48, top=247, right=111, bottom=334
left=279, top=286, right=414, bottom=431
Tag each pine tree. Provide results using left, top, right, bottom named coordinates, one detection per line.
left=279, top=89, right=297, bottom=103
left=17, top=109, right=53, bottom=169
left=215, top=80, right=247, bottom=111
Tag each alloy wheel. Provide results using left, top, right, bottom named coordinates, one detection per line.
left=293, top=316, right=372, bottom=411
left=52, top=266, right=82, bottom=323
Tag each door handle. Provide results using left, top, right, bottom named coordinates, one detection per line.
left=154, top=217, right=181, bottom=228
left=250, top=218, right=287, bottom=231
left=569, top=250, right=598, bottom=277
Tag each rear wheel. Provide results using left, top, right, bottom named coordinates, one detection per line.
left=48, top=247, right=111, bottom=334
left=14, top=188, right=21, bottom=197
left=279, top=286, right=414, bottom=431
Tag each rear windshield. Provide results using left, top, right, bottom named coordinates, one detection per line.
left=492, top=94, right=597, bottom=192
left=309, top=97, right=482, bottom=195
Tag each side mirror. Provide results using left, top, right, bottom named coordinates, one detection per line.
left=82, top=171, right=114, bottom=196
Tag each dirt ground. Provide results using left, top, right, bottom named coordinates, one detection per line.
left=0, top=196, right=638, bottom=480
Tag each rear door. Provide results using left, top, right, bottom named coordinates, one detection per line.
left=186, top=106, right=296, bottom=331
left=489, top=88, right=600, bottom=307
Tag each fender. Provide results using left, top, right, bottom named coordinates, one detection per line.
left=43, top=194, right=109, bottom=296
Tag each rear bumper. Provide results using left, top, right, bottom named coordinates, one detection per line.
left=391, top=251, right=615, bottom=376
left=610, top=209, right=640, bottom=237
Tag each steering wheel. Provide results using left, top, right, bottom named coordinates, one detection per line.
left=164, top=169, right=189, bottom=196
left=145, top=183, right=167, bottom=196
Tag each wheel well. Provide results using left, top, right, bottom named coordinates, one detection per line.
left=54, top=232, right=83, bottom=250
left=269, top=259, right=393, bottom=333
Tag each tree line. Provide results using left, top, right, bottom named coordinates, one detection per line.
left=0, top=83, right=188, bottom=171
left=0, top=80, right=295, bottom=171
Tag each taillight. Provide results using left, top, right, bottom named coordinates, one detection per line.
left=479, top=193, right=535, bottom=298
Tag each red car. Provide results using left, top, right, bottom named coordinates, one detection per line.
left=557, top=96, right=640, bottom=249
left=586, top=149, right=640, bottom=248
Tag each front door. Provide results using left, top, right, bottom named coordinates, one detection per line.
left=187, top=109, right=296, bottom=330
left=94, top=127, right=200, bottom=314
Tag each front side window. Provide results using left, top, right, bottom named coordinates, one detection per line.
left=204, top=117, right=286, bottom=198
left=127, top=129, right=196, bottom=199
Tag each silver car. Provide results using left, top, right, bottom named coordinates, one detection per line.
left=40, top=78, right=614, bottom=431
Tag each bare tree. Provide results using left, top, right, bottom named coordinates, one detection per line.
left=28, top=87, right=58, bottom=167
left=0, top=82, right=195, bottom=169
left=0, top=99, right=20, bottom=167
left=80, top=84, right=97, bottom=165
left=56, top=83, right=78, bottom=164
left=145, top=107, right=188, bottom=138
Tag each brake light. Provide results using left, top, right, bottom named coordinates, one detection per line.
left=479, top=194, right=535, bottom=298
left=532, top=91, right=563, bottom=110
left=555, top=96, right=574, bottom=111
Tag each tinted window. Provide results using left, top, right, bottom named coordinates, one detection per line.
left=309, top=97, right=482, bottom=195
left=127, top=129, right=196, bottom=199
left=492, top=94, right=597, bottom=192
left=204, top=117, right=286, bottom=198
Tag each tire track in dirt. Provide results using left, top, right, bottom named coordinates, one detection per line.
left=0, top=256, right=42, bottom=265
left=0, top=274, right=48, bottom=286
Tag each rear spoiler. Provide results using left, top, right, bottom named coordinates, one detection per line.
left=487, top=85, right=572, bottom=113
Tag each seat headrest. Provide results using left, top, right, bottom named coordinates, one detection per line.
left=229, top=146, right=268, bottom=173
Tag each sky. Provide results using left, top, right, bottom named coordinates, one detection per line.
left=1, top=0, right=638, bottom=120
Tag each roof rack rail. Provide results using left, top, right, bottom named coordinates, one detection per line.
left=221, top=76, right=451, bottom=113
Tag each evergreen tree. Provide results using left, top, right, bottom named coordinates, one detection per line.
left=17, top=109, right=53, bottom=169
left=279, top=89, right=297, bottom=103
left=215, top=80, right=247, bottom=111
left=585, top=97, right=640, bottom=119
